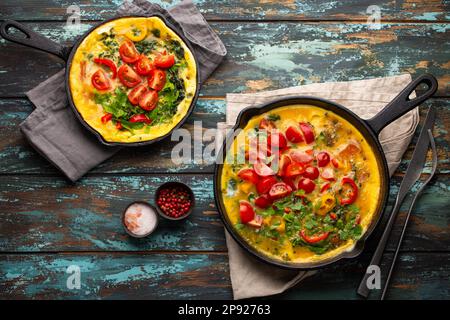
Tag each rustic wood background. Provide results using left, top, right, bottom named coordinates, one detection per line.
left=0, top=0, right=448, bottom=299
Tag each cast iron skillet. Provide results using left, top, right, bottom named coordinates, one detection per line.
left=214, top=74, right=438, bottom=270
left=0, top=15, right=200, bottom=147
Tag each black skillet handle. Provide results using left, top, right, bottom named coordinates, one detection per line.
left=0, top=20, right=69, bottom=60
left=366, top=74, right=438, bottom=135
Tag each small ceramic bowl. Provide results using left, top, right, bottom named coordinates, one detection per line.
left=122, top=201, right=159, bottom=238
left=154, top=182, right=195, bottom=221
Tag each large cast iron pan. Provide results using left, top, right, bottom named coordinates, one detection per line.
left=214, top=74, right=438, bottom=270
left=0, top=14, right=200, bottom=147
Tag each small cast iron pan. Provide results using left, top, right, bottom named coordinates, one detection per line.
left=0, top=15, right=200, bottom=147
left=214, top=74, right=438, bottom=270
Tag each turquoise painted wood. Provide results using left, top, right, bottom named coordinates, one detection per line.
left=1, top=252, right=449, bottom=299
left=0, top=99, right=448, bottom=174
left=0, top=22, right=449, bottom=97
left=0, top=0, right=449, bottom=300
left=0, top=0, right=448, bottom=22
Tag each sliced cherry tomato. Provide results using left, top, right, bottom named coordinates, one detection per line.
left=340, top=177, right=358, bottom=205
left=129, top=114, right=152, bottom=124
left=256, top=176, right=277, bottom=194
left=303, top=166, right=319, bottom=180
left=299, top=122, right=315, bottom=144
left=285, top=126, right=304, bottom=143
left=321, top=167, right=335, bottom=181
left=277, top=154, right=292, bottom=176
left=101, top=113, right=112, bottom=124
left=239, top=200, right=255, bottom=224
left=135, top=55, right=154, bottom=76
left=237, top=168, right=260, bottom=185
left=269, top=182, right=292, bottom=200
left=317, top=151, right=330, bottom=167
left=285, top=162, right=304, bottom=177
left=139, top=90, right=158, bottom=111
left=298, top=178, right=315, bottom=194
left=289, top=150, right=313, bottom=164
left=116, top=121, right=123, bottom=130
left=329, top=212, right=337, bottom=220
left=148, top=69, right=166, bottom=91
left=320, top=182, right=331, bottom=193
left=93, top=58, right=117, bottom=79
left=118, top=64, right=142, bottom=88
left=255, top=194, right=272, bottom=209
left=127, top=84, right=148, bottom=105
left=282, top=176, right=297, bottom=191
left=254, top=161, right=275, bottom=177
left=154, top=51, right=175, bottom=69
left=267, top=132, right=287, bottom=150
left=119, top=40, right=140, bottom=64
left=300, top=230, right=329, bottom=243
left=259, top=118, right=276, bottom=131
left=91, top=70, right=111, bottom=91
left=331, top=158, right=340, bottom=168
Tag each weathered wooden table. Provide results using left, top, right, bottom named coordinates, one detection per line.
left=0, top=1, right=448, bottom=300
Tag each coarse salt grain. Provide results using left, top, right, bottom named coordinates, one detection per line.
left=124, top=203, right=157, bottom=236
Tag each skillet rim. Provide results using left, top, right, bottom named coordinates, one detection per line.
left=214, top=96, right=390, bottom=270
left=64, top=13, right=201, bottom=147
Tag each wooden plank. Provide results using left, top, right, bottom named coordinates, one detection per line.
left=0, top=98, right=448, bottom=174
left=0, top=252, right=448, bottom=299
left=0, top=174, right=448, bottom=252
left=0, top=22, right=448, bottom=97
left=0, top=0, right=448, bottom=22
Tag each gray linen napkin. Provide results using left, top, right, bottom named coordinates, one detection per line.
left=220, top=74, right=419, bottom=300
left=21, top=0, right=226, bottom=182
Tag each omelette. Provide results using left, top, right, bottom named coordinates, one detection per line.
left=220, top=105, right=382, bottom=263
left=69, top=17, right=197, bottom=143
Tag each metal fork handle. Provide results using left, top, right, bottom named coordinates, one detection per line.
left=381, top=130, right=438, bottom=300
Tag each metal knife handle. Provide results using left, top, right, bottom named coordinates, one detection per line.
left=357, top=197, right=403, bottom=298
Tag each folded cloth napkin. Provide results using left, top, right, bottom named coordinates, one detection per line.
left=220, top=74, right=419, bottom=300
left=21, top=0, right=226, bottom=182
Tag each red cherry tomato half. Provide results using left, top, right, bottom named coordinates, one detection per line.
left=269, top=182, right=292, bottom=200
left=320, top=182, right=331, bottom=193
left=91, top=69, right=111, bottom=91
left=298, top=178, right=315, bottom=194
left=93, top=58, right=117, bottom=79
left=237, top=168, right=260, bottom=185
left=129, top=114, right=152, bottom=124
left=116, top=121, right=123, bottom=130
left=118, top=64, right=142, bottom=88
left=239, top=200, right=255, bottom=224
left=148, top=69, right=166, bottom=91
left=321, top=167, right=335, bottom=181
left=255, top=194, right=272, bottom=209
left=253, top=161, right=275, bottom=177
left=303, top=166, right=319, bottom=180
left=135, top=54, right=154, bottom=76
left=127, top=84, right=148, bottom=105
left=300, top=230, right=329, bottom=243
left=101, top=113, right=112, bottom=124
left=331, top=158, right=340, bottom=168
left=267, top=132, right=287, bottom=151
left=256, top=176, right=277, bottom=194
left=289, top=150, right=313, bottom=164
left=154, top=51, right=176, bottom=69
left=317, top=151, right=331, bottom=167
left=285, top=126, right=304, bottom=143
left=119, top=41, right=140, bottom=64
left=277, top=154, right=292, bottom=176
left=259, top=118, right=276, bottom=131
left=299, top=122, right=315, bottom=144
left=284, top=162, right=305, bottom=178
left=138, top=90, right=158, bottom=111
left=282, top=176, right=297, bottom=191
